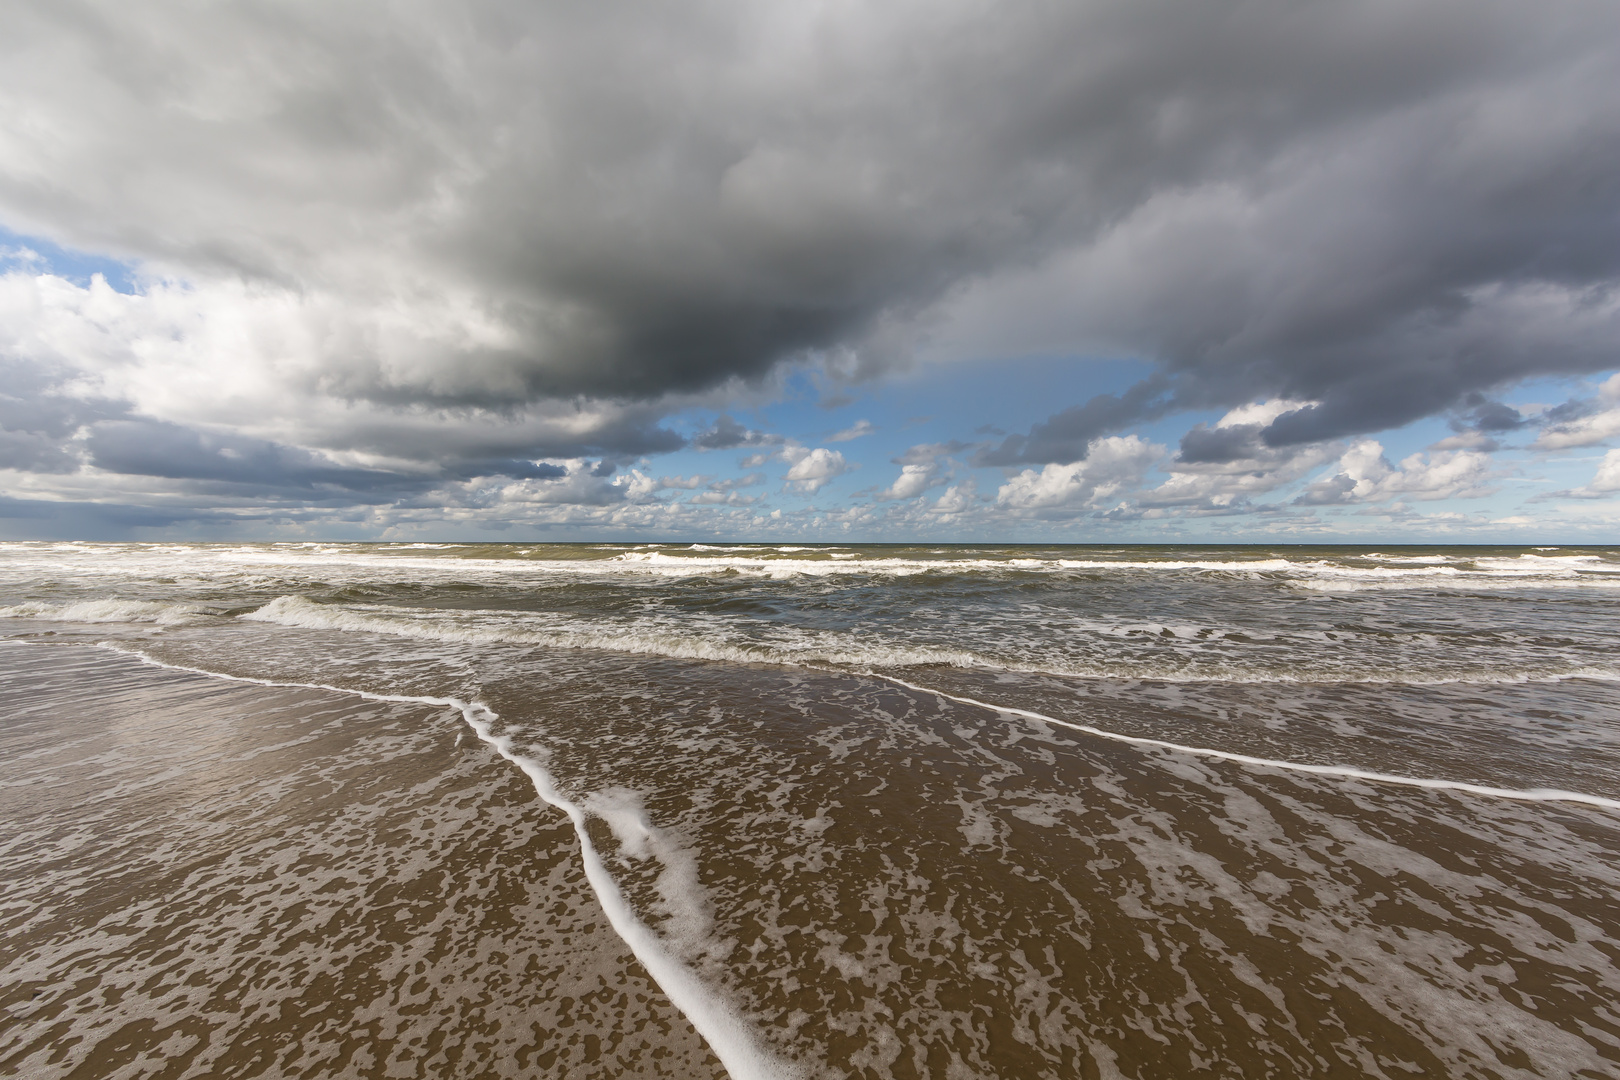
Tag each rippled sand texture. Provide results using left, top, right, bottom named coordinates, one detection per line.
left=0, top=645, right=719, bottom=1080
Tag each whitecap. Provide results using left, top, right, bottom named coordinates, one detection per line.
left=0, top=599, right=211, bottom=625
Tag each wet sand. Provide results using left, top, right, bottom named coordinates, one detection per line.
left=4, top=604, right=1620, bottom=1077
left=465, top=653, right=1620, bottom=1079
left=0, top=644, right=720, bottom=1079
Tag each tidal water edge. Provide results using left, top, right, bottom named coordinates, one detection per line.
left=2, top=542, right=1618, bottom=1078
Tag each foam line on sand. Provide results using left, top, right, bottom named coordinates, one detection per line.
left=75, top=642, right=796, bottom=1080
left=875, top=673, right=1620, bottom=813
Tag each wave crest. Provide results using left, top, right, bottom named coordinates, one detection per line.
left=0, top=599, right=210, bottom=625
left=239, top=595, right=1619, bottom=687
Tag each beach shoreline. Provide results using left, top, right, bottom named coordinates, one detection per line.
left=0, top=642, right=721, bottom=1080
left=5, top=542, right=1620, bottom=1078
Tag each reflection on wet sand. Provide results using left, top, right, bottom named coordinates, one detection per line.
left=0, top=646, right=719, bottom=1079
left=4, top=541, right=1620, bottom=1079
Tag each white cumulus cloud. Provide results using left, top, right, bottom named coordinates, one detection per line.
left=882, top=463, right=942, bottom=500
left=783, top=446, right=852, bottom=493
left=995, top=435, right=1162, bottom=514
left=1535, top=375, right=1620, bottom=450
left=1298, top=440, right=1499, bottom=504
left=1553, top=448, right=1620, bottom=498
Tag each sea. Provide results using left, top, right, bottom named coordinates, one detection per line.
left=2, top=541, right=1618, bottom=1079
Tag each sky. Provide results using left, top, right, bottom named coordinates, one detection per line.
left=1, top=0, right=1618, bottom=543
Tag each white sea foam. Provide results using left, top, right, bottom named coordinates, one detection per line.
left=1292, top=577, right=1620, bottom=594
left=5, top=590, right=1610, bottom=687
left=606, top=551, right=999, bottom=578
left=80, top=642, right=797, bottom=1080
left=1473, top=553, right=1616, bottom=571
left=217, top=549, right=1620, bottom=588
left=1358, top=553, right=1455, bottom=564
left=457, top=718, right=796, bottom=1080
left=241, top=594, right=989, bottom=670
left=1294, top=564, right=1465, bottom=578
left=3, top=540, right=1616, bottom=590
left=582, top=787, right=718, bottom=953
left=0, top=599, right=211, bottom=625
left=237, top=595, right=1620, bottom=686
left=1053, top=558, right=1299, bottom=572
left=875, top=675, right=1620, bottom=813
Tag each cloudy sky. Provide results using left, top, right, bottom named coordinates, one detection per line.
left=2, top=0, right=1618, bottom=541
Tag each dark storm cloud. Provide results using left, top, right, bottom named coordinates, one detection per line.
left=85, top=419, right=581, bottom=496
left=692, top=416, right=782, bottom=452
left=895, top=442, right=972, bottom=467
left=1461, top=401, right=1526, bottom=434
left=0, top=493, right=195, bottom=536
left=0, top=370, right=89, bottom=442
left=1293, top=475, right=1360, bottom=507
left=85, top=419, right=426, bottom=497
left=979, top=378, right=1174, bottom=466
left=440, top=458, right=569, bottom=482
left=0, top=359, right=127, bottom=472
left=0, top=400, right=81, bottom=473
left=1434, top=393, right=1526, bottom=451
left=1, top=0, right=1617, bottom=468
left=284, top=405, right=684, bottom=474
left=0, top=429, right=76, bottom=474
left=1176, top=425, right=1268, bottom=466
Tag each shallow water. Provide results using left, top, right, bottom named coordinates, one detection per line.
left=3, top=542, right=1618, bottom=1078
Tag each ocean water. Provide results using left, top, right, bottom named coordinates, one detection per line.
left=2, top=541, right=1618, bottom=1079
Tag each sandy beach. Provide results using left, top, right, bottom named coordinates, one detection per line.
left=0, top=643, right=719, bottom=1079
left=4, top=542, right=1620, bottom=1078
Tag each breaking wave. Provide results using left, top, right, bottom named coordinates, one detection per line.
left=238, top=595, right=1620, bottom=687
left=0, top=599, right=211, bottom=625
